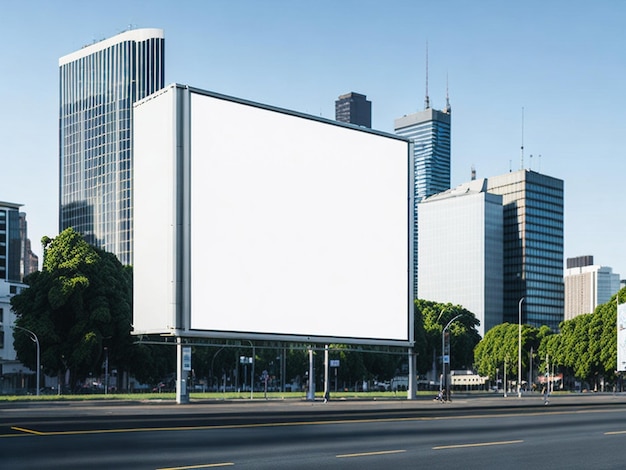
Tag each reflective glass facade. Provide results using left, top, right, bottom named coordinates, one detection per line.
left=487, top=170, right=564, bottom=331
left=394, top=107, right=451, bottom=297
left=59, top=29, right=165, bottom=265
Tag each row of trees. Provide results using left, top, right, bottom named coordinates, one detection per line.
left=11, top=228, right=624, bottom=392
left=474, top=288, right=625, bottom=390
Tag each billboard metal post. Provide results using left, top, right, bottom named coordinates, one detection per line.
left=408, top=347, right=416, bottom=400
left=307, top=348, right=315, bottom=401
left=176, top=337, right=190, bottom=404
left=323, top=345, right=329, bottom=402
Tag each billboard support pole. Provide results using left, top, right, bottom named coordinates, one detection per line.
left=323, top=345, right=330, bottom=402
left=176, top=337, right=190, bottom=404
left=408, top=347, right=417, bottom=400
left=307, top=348, right=315, bottom=401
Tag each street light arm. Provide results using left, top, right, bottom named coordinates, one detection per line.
left=443, top=314, right=464, bottom=332
left=441, top=313, right=464, bottom=402
left=11, top=325, right=41, bottom=396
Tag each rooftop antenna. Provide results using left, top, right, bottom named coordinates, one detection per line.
left=471, top=165, right=476, bottom=181
left=520, top=106, right=524, bottom=170
left=444, top=72, right=451, bottom=113
left=538, top=154, right=542, bottom=173
left=424, top=42, right=430, bottom=110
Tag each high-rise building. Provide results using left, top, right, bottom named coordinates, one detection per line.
left=394, top=93, right=451, bottom=297
left=0, top=202, right=33, bottom=393
left=486, top=169, right=564, bottom=331
left=59, top=28, right=165, bottom=265
left=335, top=92, right=371, bottom=128
left=418, top=179, right=503, bottom=337
left=0, top=202, right=37, bottom=282
left=564, top=256, right=620, bottom=320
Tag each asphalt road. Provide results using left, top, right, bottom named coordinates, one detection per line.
left=2, top=393, right=626, bottom=469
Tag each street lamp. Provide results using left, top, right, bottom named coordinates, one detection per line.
left=12, top=325, right=40, bottom=396
left=442, top=314, right=463, bottom=401
left=518, top=297, right=525, bottom=398
left=104, top=347, right=109, bottom=395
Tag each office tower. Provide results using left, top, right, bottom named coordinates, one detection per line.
left=335, top=92, right=372, bottom=127
left=59, top=28, right=165, bottom=265
left=0, top=202, right=37, bottom=282
left=486, top=169, right=564, bottom=331
left=394, top=90, right=451, bottom=297
left=19, top=213, right=38, bottom=277
left=0, top=202, right=33, bottom=393
left=418, top=180, right=503, bottom=336
left=564, top=256, right=620, bottom=320
left=0, top=202, right=22, bottom=282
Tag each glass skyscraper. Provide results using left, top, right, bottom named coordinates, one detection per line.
left=59, top=28, right=165, bottom=265
left=394, top=103, right=451, bottom=297
left=487, top=170, right=564, bottom=331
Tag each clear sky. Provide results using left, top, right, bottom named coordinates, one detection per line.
left=1, top=0, right=625, bottom=278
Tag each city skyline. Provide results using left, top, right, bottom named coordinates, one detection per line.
left=1, top=0, right=624, bottom=279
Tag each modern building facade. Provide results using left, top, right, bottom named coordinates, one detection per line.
left=564, top=256, right=621, bottom=320
left=486, top=170, right=564, bottom=331
left=0, top=202, right=37, bottom=282
left=395, top=98, right=451, bottom=297
left=0, top=201, right=34, bottom=394
left=59, top=28, right=165, bottom=265
left=335, top=92, right=371, bottom=127
left=418, top=179, right=503, bottom=337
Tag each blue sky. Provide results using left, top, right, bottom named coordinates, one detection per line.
left=1, top=0, right=625, bottom=278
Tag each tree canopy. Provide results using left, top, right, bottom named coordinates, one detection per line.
left=538, top=287, right=625, bottom=389
left=474, top=322, right=551, bottom=381
left=10, top=228, right=140, bottom=389
left=414, top=299, right=481, bottom=375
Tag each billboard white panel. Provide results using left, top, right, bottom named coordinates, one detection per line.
left=189, top=92, right=410, bottom=342
left=133, top=87, right=179, bottom=334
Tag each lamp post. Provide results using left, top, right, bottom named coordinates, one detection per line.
left=441, top=314, right=463, bottom=401
left=104, top=347, right=109, bottom=395
left=518, top=297, right=524, bottom=398
left=12, top=326, right=40, bottom=396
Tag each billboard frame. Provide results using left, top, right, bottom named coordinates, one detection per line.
left=133, top=84, right=414, bottom=348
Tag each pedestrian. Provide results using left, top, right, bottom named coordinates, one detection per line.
left=542, top=386, right=549, bottom=405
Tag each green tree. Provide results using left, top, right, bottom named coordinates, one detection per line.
left=415, top=299, right=481, bottom=375
left=539, top=287, right=626, bottom=390
left=10, top=228, right=136, bottom=390
left=474, top=323, right=549, bottom=384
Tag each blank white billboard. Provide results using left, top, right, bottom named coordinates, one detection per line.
left=133, top=84, right=412, bottom=345
left=189, top=92, right=410, bottom=342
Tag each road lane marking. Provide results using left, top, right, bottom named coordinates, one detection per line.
left=337, top=449, right=406, bottom=458
left=605, top=430, right=626, bottom=435
left=433, top=439, right=524, bottom=450
left=156, top=463, right=234, bottom=469
left=10, top=427, right=44, bottom=435
left=4, top=406, right=626, bottom=438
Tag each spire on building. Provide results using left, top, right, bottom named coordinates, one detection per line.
left=444, top=72, right=451, bottom=114
left=424, top=42, right=430, bottom=110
